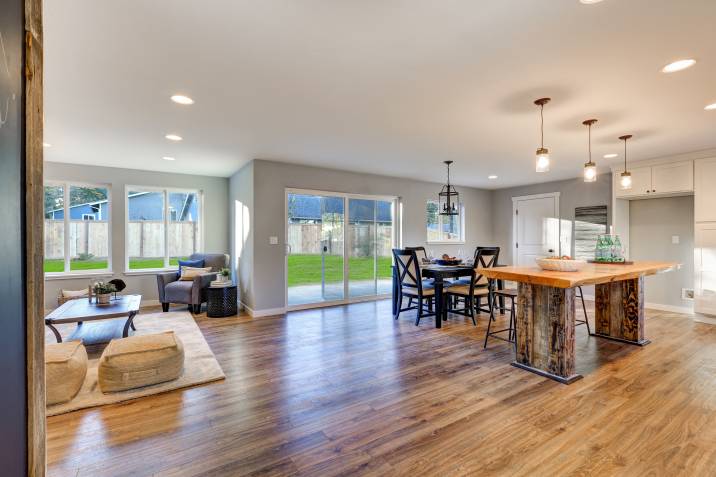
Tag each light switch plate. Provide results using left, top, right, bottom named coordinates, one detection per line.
left=269, top=236, right=279, bottom=245
left=672, top=235, right=680, bottom=244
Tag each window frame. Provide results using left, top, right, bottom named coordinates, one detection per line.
left=426, top=199, right=466, bottom=244
left=124, top=185, right=204, bottom=273
left=43, top=180, right=113, bottom=277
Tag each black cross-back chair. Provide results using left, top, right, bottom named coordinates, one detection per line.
left=446, top=247, right=500, bottom=325
left=404, top=246, right=430, bottom=308
left=393, top=248, right=438, bottom=326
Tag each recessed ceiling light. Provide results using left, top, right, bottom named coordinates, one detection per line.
left=488, top=175, right=498, bottom=180
left=603, top=153, right=618, bottom=158
left=162, top=156, right=176, bottom=161
left=165, top=134, right=183, bottom=141
left=579, top=0, right=604, bottom=4
left=43, top=142, right=52, bottom=147
left=661, top=59, right=696, bottom=73
left=171, top=95, right=194, bottom=105
left=705, top=103, right=716, bottom=111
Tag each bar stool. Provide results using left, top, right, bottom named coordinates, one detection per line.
left=484, top=287, right=518, bottom=352
left=576, top=286, right=591, bottom=334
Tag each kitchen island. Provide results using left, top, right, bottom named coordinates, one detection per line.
left=480, top=261, right=677, bottom=384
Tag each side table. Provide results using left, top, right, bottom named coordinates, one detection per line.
left=206, top=285, right=238, bottom=317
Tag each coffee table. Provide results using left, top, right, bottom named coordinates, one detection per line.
left=45, top=295, right=142, bottom=345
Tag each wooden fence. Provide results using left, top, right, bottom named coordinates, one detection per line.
left=44, top=220, right=198, bottom=259
left=288, top=223, right=393, bottom=257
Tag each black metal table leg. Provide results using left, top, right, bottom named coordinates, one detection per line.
left=123, top=311, right=138, bottom=337
left=434, top=278, right=444, bottom=329
left=46, top=320, right=62, bottom=343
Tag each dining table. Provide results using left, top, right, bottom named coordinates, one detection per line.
left=479, top=261, right=677, bottom=384
left=391, top=263, right=506, bottom=329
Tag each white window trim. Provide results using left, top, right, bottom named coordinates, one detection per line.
left=426, top=200, right=465, bottom=244
left=43, top=180, right=112, bottom=277
left=124, top=185, right=204, bottom=273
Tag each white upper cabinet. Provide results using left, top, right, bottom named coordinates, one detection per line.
left=695, top=158, right=716, bottom=222
left=615, top=166, right=652, bottom=198
left=652, top=161, right=693, bottom=194
left=615, top=161, right=693, bottom=199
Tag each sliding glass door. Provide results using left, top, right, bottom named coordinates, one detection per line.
left=286, top=190, right=398, bottom=308
left=287, top=192, right=345, bottom=306
left=348, top=199, right=395, bottom=298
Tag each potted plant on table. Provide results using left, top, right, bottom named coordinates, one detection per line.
left=93, top=281, right=117, bottom=305
left=218, top=268, right=231, bottom=283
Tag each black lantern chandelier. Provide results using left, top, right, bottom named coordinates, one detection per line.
left=438, top=160, right=460, bottom=216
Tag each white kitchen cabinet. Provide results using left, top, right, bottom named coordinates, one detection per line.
left=694, top=222, right=716, bottom=316
left=615, top=166, right=652, bottom=198
left=695, top=158, right=716, bottom=222
left=652, top=161, right=693, bottom=194
left=615, top=161, right=694, bottom=199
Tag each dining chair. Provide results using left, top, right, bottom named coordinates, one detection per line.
left=447, top=247, right=500, bottom=318
left=444, top=247, right=500, bottom=325
left=392, top=248, right=439, bottom=326
left=404, top=246, right=431, bottom=308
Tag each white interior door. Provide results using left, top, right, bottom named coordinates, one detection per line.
left=513, top=194, right=560, bottom=266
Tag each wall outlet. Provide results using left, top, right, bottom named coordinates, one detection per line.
left=672, top=235, right=680, bottom=244
left=269, top=236, right=279, bottom=245
left=682, top=288, right=695, bottom=300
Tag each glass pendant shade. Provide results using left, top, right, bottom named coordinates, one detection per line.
left=584, top=162, right=597, bottom=182
left=620, top=172, right=632, bottom=190
left=534, top=98, right=551, bottom=173
left=582, top=119, right=598, bottom=183
left=535, top=148, right=550, bottom=172
left=618, top=134, right=633, bottom=190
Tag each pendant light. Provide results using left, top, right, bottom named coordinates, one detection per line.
left=438, top=160, right=460, bottom=216
left=534, top=97, right=551, bottom=172
left=582, top=119, right=598, bottom=182
left=619, top=134, right=633, bottom=190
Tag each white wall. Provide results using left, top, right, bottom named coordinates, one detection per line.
left=629, top=196, right=694, bottom=309
left=235, top=159, right=493, bottom=312
left=229, top=161, right=255, bottom=309
left=44, top=162, right=230, bottom=309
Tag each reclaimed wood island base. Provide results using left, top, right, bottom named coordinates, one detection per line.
left=480, top=262, right=676, bottom=384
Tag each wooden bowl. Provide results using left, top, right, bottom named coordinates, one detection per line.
left=435, top=259, right=463, bottom=266
left=535, top=258, right=587, bottom=272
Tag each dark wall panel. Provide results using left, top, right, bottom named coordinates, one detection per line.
left=0, top=0, right=28, bottom=474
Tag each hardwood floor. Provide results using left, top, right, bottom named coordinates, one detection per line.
left=47, top=300, right=716, bottom=476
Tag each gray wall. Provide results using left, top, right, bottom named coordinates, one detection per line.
left=491, top=173, right=613, bottom=264
left=44, top=162, right=230, bottom=309
left=229, top=161, right=255, bottom=309
left=241, top=159, right=493, bottom=311
left=629, top=196, right=694, bottom=308
left=0, top=0, right=28, bottom=472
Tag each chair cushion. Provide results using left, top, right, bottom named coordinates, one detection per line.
left=177, top=258, right=204, bottom=278
left=179, top=266, right=213, bottom=281
left=61, top=289, right=88, bottom=298
left=448, top=285, right=490, bottom=297
left=402, top=286, right=435, bottom=297
left=165, top=280, right=194, bottom=303
left=191, top=253, right=229, bottom=272
left=98, top=331, right=185, bottom=393
left=46, top=341, right=88, bottom=405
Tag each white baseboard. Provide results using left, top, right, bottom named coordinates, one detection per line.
left=240, top=301, right=286, bottom=318
left=580, top=294, right=693, bottom=315
left=694, top=314, right=716, bottom=325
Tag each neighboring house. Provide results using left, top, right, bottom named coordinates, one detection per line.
left=46, top=192, right=199, bottom=221
left=289, top=195, right=392, bottom=224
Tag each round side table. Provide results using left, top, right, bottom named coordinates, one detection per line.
left=206, top=285, right=238, bottom=317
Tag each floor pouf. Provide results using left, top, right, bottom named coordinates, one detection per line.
left=46, top=341, right=88, bottom=405
left=98, top=331, right=184, bottom=393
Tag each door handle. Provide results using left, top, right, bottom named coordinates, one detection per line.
left=286, top=244, right=292, bottom=255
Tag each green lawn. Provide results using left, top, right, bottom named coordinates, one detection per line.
left=44, top=257, right=184, bottom=273
left=288, top=254, right=391, bottom=286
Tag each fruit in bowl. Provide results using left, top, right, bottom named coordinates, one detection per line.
left=436, top=254, right=463, bottom=266
left=535, top=256, right=586, bottom=272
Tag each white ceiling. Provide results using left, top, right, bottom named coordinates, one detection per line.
left=44, top=0, right=716, bottom=189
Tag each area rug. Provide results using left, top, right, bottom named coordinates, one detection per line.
left=46, top=311, right=225, bottom=416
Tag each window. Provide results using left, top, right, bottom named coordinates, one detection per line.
left=44, top=183, right=111, bottom=274
left=426, top=200, right=464, bottom=243
left=126, top=187, right=202, bottom=270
